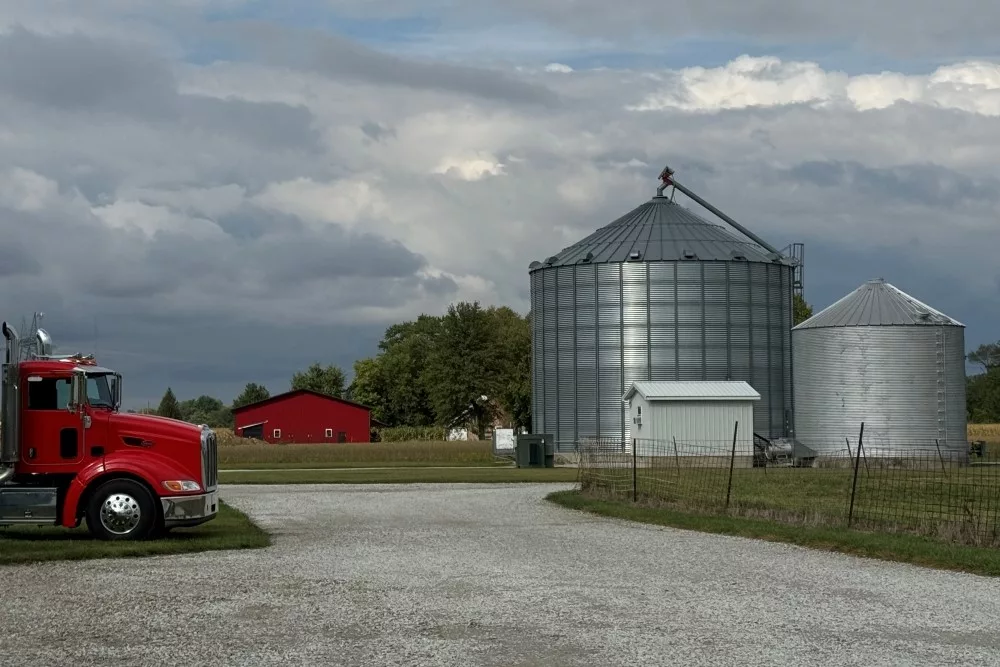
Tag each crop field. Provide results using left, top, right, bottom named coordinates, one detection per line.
left=214, top=429, right=498, bottom=468
left=968, top=423, right=1000, bottom=441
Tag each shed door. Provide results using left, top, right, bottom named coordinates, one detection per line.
left=242, top=424, right=264, bottom=439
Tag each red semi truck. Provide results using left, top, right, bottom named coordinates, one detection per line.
left=0, top=321, right=218, bottom=540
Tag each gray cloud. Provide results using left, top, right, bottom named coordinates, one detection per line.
left=0, top=26, right=176, bottom=115
left=0, top=27, right=321, bottom=153
left=781, top=160, right=1000, bottom=209
left=249, top=227, right=428, bottom=286
left=0, top=243, right=41, bottom=277
left=320, top=0, right=1000, bottom=60
left=221, top=21, right=562, bottom=107
left=178, top=95, right=321, bottom=151
left=361, top=120, right=396, bottom=142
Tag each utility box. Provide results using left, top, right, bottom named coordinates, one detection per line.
left=516, top=434, right=555, bottom=468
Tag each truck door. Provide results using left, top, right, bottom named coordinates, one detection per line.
left=23, top=375, right=85, bottom=468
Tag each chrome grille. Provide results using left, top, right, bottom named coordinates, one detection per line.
left=202, top=429, right=218, bottom=490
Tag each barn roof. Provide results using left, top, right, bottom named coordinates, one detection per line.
left=231, top=388, right=372, bottom=414
left=623, top=380, right=761, bottom=402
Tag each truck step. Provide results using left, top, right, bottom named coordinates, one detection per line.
left=0, top=487, right=58, bottom=524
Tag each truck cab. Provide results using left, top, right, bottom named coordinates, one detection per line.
left=0, top=321, right=218, bottom=540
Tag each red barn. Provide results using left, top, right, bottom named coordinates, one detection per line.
left=232, top=389, right=372, bottom=444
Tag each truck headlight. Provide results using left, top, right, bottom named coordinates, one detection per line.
left=162, top=480, right=202, bottom=493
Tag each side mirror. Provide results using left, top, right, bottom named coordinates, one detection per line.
left=68, top=371, right=87, bottom=414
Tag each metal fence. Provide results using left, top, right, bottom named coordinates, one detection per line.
left=577, top=423, right=1000, bottom=548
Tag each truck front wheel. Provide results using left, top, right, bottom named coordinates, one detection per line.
left=85, top=479, right=157, bottom=541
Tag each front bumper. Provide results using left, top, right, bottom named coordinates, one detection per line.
left=161, top=490, right=219, bottom=528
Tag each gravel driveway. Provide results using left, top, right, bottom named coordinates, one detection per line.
left=4, top=482, right=1000, bottom=666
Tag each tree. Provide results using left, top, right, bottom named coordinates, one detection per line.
left=291, top=363, right=345, bottom=398
left=376, top=315, right=441, bottom=426
left=486, top=305, right=532, bottom=431
left=347, top=357, right=390, bottom=424
left=967, top=371, right=1000, bottom=423
left=424, top=301, right=501, bottom=438
left=233, top=382, right=270, bottom=409
left=157, top=387, right=182, bottom=420
left=968, top=342, right=1000, bottom=374
left=178, top=395, right=233, bottom=428
left=793, top=294, right=813, bottom=326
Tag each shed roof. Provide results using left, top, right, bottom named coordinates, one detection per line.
left=231, top=388, right=372, bottom=414
left=793, top=278, right=964, bottom=330
left=623, top=381, right=761, bottom=402
left=530, top=195, right=790, bottom=270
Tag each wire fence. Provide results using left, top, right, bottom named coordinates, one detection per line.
left=578, top=423, right=1000, bottom=548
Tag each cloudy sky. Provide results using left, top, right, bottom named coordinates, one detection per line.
left=1, top=1, right=997, bottom=409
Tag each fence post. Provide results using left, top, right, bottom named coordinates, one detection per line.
left=632, top=438, right=637, bottom=503
left=935, top=439, right=948, bottom=475
left=725, top=421, right=738, bottom=511
left=848, top=422, right=865, bottom=527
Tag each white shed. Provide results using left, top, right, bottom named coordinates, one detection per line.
left=622, top=381, right=760, bottom=455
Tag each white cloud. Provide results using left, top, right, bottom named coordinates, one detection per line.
left=252, top=176, right=391, bottom=231
left=629, top=55, right=1000, bottom=116
left=432, top=155, right=506, bottom=180
left=0, top=168, right=61, bottom=212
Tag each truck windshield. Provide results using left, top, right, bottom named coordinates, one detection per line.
left=86, top=373, right=117, bottom=409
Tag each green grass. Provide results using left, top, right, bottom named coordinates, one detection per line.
left=582, top=459, right=1000, bottom=547
left=0, top=501, right=271, bottom=566
left=221, top=461, right=510, bottom=470
left=547, top=490, right=1000, bottom=577
left=219, top=466, right=580, bottom=485
left=218, top=440, right=498, bottom=468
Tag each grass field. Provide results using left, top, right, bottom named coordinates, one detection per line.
left=547, top=490, right=1000, bottom=577
left=219, top=466, right=578, bottom=484
left=580, top=457, right=1000, bottom=548
left=0, top=501, right=270, bottom=566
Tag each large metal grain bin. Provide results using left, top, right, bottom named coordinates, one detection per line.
left=529, top=166, right=800, bottom=451
left=792, top=278, right=967, bottom=456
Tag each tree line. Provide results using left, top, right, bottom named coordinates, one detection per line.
left=967, top=342, right=1000, bottom=423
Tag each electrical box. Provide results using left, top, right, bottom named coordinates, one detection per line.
left=516, top=434, right=555, bottom=468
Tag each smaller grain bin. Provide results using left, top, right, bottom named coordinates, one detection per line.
left=623, top=380, right=760, bottom=457
left=792, top=278, right=967, bottom=456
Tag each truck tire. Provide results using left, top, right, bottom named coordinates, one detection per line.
left=85, top=479, right=157, bottom=541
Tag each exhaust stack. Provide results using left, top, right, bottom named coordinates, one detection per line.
left=1, top=322, right=20, bottom=479
left=35, top=328, right=52, bottom=357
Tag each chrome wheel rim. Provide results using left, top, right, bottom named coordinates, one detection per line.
left=100, top=493, right=141, bottom=535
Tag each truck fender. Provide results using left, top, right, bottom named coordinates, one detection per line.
left=61, top=458, right=106, bottom=527
left=62, top=451, right=201, bottom=528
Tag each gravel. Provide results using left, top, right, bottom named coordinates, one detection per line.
left=3, top=482, right=1000, bottom=666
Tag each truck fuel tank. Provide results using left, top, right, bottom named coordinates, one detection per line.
left=0, top=487, right=58, bottom=525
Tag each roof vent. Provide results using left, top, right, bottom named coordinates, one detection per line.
left=682, top=249, right=697, bottom=260
left=581, top=251, right=594, bottom=263
left=629, top=250, right=641, bottom=261
left=529, top=260, right=542, bottom=269
left=729, top=250, right=747, bottom=261
left=545, top=255, right=558, bottom=265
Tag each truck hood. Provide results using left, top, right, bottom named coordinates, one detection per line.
left=109, top=411, right=204, bottom=445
